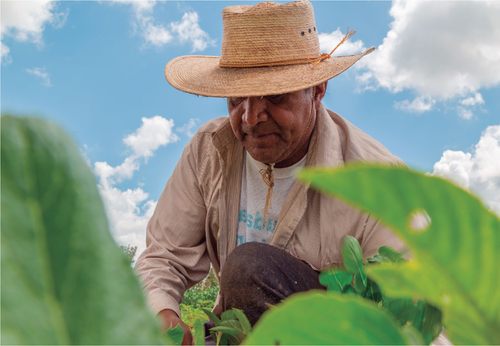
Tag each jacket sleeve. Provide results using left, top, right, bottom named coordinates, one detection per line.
left=135, top=134, right=210, bottom=318
left=360, top=215, right=409, bottom=260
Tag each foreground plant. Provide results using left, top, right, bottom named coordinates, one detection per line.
left=1, top=115, right=168, bottom=344
left=298, top=164, right=500, bottom=345
left=321, top=236, right=442, bottom=344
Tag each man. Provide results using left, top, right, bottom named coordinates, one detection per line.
left=135, top=1, right=405, bottom=344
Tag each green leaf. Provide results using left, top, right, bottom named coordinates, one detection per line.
left=243, top=291, right=410, bottom=345
left=202, top=308, right=222, bottom=326
left=319, top=269, right=352, bottom=292
left=221, top=309, right=236, bottom=321
left=341, top=236, right=367, bottom=286
left=1, top=116, right=164, bottom=344
left=342, top=284, right=357, bottom=295
left=165, top=324, right=184, bottom=346
left=401, top=326, right=425, bottom=345
left=421, top=305, right=443, bottom=344
left=233, top=308, right=252, bottom=335
left=299, top=164, right=500, bottom=345
left=366, top=254, right=389, bottom=264
left=353, top=273, right=367, bottom=293
left=378, top=246, right=404, bottom=263
left=210, top=326, right=240, bottom=338
left=193, top=318, right=205, bottom=346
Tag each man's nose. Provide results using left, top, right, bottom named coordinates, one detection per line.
left=242, top=97, right=268, bottom=126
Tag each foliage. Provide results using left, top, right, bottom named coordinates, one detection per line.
left=1, top=115, right=169, bottom=345
left=298, top=164, right=500, bottom=345
left=244, top=291, right=415, bottom=345
left=121, top=244, right=138, bottom=265
left=181, top=266, right=219, bottom=329
left=182, top=285, right=219, bottom=309
left=165, top=325, right=184, bottom=346
left=203, top=308, right=252, bottom=345
left=320, top=236, right=442, bottom=344
left=181, top=303, right=210, bottom=328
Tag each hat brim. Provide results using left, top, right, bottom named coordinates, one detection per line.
left=165, top=47, right=374, bottom=98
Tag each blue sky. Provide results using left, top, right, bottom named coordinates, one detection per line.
left=2, top=0, right=499, bottom=255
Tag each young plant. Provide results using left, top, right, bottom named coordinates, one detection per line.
left=203, top=308, right=252, bottom=345
left=320, top=236, right=442, bottom=344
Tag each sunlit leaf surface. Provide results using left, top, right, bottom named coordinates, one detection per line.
left=299, top=164, right=500, bottom=345
left=243, top=291, right=411, bottom=345
left=1, top=116, right=164, bottom=344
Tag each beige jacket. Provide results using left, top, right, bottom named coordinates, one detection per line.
left=135, top=104, right=406, bottom=317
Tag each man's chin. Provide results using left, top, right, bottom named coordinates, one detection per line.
left=246, top=148, right=281, bottom=165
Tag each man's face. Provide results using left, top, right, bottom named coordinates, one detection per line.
left=227, top=83, right=326, bottom=168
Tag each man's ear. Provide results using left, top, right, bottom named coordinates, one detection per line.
left=314, top=81, right=328, bottom=110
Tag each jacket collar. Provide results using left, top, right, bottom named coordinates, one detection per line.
left=210, top=102, right=345, bottom=170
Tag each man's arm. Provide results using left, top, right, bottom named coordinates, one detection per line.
left=159, top=309, right=193, bottom=345
left=360, top=215, right=408, bottom=259
left=135, top=134, right=210, bottom=322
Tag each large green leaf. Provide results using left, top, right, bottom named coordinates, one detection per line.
left=1, top=116, right=165, bottom=344
left=299, top=164, right=500, bottom=344
left=243, top=291, right=412, bottom=345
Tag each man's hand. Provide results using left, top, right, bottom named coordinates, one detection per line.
left=159, top=309, right=193, bottom=345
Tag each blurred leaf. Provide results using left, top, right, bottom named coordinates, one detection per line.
left=341, top=236, right=367, bottom=287
left=421, top=305, right=443, bottom=344
left=210, top=326, right=240, bottom=338
left=342, top=284, right=357, bottom=295
left=378, top=246, right=404, bottom=263
left=221, top=309, right=236, bottom=321
left=366, top=254, right=389, bottom=264
left=401, top=326, right=426, bottom=345
left=165, top=324, right=184, bottom=346
left=0, top=116, right=164, bottom=345
left=299, top=164, right=500, bottom=344
left=193, top=319, right=205, bottom=346
left=319, top=269, right=352, bottom=292
left=233, top=308, right=252, bottom=335
left=202, top=308, right=222, bottom=325
left=353, top=273, right=367, bottom=293
left=243, top=291, right=410, bottom=345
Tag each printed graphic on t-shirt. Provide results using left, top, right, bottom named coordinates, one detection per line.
left=237, top=209, right=277, bottom=246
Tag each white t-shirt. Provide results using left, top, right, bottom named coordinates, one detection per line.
left=237, top=151, right=307, bottom=246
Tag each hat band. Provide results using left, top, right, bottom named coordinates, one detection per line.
left=219, top=55, right=324, bottom=68
left=219, top=28, right=355, bottom=68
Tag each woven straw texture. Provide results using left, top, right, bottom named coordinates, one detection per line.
left=164, top=0, right=375, bottom=98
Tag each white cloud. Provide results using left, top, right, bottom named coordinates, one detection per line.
left=26, top=67, right=52, bottom=87
left=93, top=116, right=179, bottom=255
left=177, top=118, right=199, bottom=138
left=356, top=1, right=500, bottom=117
left=319, top=28, right=366, bottom=56
left=1, top=0, right=68, bottom=63
left=432, top=124, right=500, bottom=216
left=111, top=1, right=214, bottom=52
left=124, top=116, right=179, bottom=158
left=394, top=96, right=435, bottom=113
left=170, top=12, right=215, bottom=53
left=457, top=107, right=473, bottom=120
left=461, top=93, right=485, bottom=107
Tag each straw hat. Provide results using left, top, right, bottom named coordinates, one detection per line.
left=165, top=0, right=374, bottom=98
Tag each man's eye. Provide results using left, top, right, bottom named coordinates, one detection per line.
left=266, top=95, right=285, bottom=104
left=229, top=97, right=245, bottom=106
